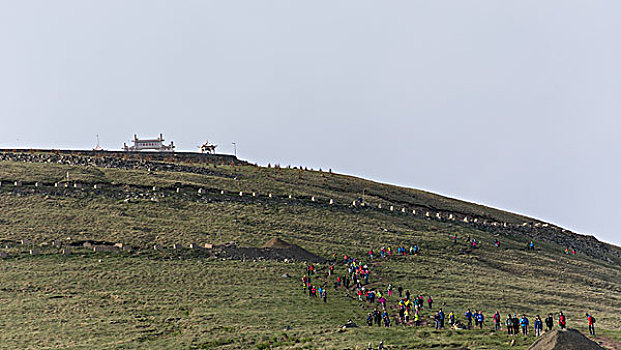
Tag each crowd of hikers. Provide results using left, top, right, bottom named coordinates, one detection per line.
left=297, top=235, right=596, bottom=341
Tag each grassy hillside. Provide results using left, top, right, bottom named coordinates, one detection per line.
left=0, top=152, right=619, bottom=349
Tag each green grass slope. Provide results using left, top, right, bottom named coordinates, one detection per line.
left=0, top=152, right=619, bottom=349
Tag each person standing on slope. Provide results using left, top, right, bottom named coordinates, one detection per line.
left=427, top=296, right=433, bottom=310
left=493, top=311, right=501, bottom=331
left=506, top=314, right=514, bottom=335
left=473, top=310, right=480, bottom=328
left=520, top=315, right=529, bottom=336
left=534, top=315, right=543, bottom=337
left=476, top=311, right=484, bottom=329
left=382, top=311, right=391, bottom=327
left=558, top=312, right=567, bottom=330
left=465, top=309, right=473, bottom=329
left=586, top=313, right=596, bottom=336
left=545, top=313, right=554, bottom=331
left=512, top=315, right=520, bottom=335
left=448, top=311, right=455, bottom=327
left=438, top=309, right=445, bottom=329
left=414, top=310, right=421, bottom=327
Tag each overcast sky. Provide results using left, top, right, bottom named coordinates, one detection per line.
left=1, top=1, right=619, bottom=245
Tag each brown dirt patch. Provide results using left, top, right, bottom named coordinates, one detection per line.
left=213, top=239, right=326, bottom=263
left=528, top=329, right=605, bottom=350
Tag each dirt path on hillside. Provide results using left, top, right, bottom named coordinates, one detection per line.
left=597, top=336, right=621, bottom=350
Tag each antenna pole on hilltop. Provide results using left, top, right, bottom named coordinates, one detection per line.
left=232, top=142, right=237, bottom=157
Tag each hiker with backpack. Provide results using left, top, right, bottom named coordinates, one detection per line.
left=559, top=312, right=567, bottom=330
left=374, top=309, right=382, bottom=326
left=427, top=296, right=433, bottom=309
left=506, top=315, right=514, bottom=335
left=493, top=311, right=501, bottom=331
left=434, top=312, right=441, bottom=330
left=545, top=314, right=554, bottom=331
left=382, top=311, right=391, bottom=327
left=534, top=315, right=543, bottom=337
left=476, top=311, right=484, bottom=329
left=520, top=315, right=529, bottom=336
left=586, top=313, right=596, bottom=336
left=438, top=309, right=445, bottom=329
left=465, top=309, right=473, bottom=329
left=414, top=310, right=421, bottom=326
left=512, top=315, right=520, bottom=335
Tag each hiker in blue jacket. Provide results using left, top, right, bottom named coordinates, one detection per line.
left=534, top=315, right=543, bottom=337
left=438, top=309, right=445, bottom=329
left=476, top=311, right=484, bottom=329
left=465, top=309, right=473, bottom=329
left=520, top=315, right=530, bottom=336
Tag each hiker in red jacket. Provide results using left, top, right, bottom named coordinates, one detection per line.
left=586, top=313, right=596, bottom=336
left=427, top=296, right=433, bottom=309
left=558, top=312, right=566, bottom=330
left=493, top=311, right=501, bottom=331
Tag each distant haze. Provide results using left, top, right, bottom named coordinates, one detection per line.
left=1, top=1, right=619, bottom=245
